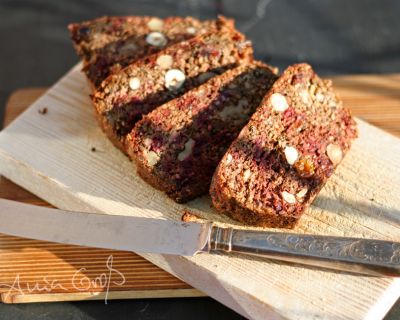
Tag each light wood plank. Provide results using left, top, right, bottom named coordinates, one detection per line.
left=0, top=64, right=399, bottom=319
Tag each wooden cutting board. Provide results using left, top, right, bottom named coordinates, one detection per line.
left=0, top=88, right=204, bottom=303
left=0, top=64, right=399, bottom=320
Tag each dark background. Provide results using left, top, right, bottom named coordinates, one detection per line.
left=0, top=0, right=399, bottom=319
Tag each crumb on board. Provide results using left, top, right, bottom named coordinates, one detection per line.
left=181, top=210, right=201, bottom=222
left=38, top=107, right=48, bottom=115
left=91, top=147, right=105, bottom=153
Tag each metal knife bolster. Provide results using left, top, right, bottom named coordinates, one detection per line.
left=201, top=225, right=400, bottom=277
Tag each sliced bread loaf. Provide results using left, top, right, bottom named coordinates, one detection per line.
left=69, top=16, right=220, bottom=87
left=126, top=62, right=277, bottom=202
left=210, top=63, right=358, bottom=228
left=93, top=22, right=253, bottom=151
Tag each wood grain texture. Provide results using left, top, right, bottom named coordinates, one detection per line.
left=0, top=64, right=399, bottom=319
left=0, top=233, right=202, bottom=304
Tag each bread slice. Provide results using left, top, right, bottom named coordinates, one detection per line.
left=69, top=16, right=219, bottom=87
left=210, top=63, right=358, bottom=228
left=93, top=22, right=253, bottom=152
left=126, top=62, right=277, bottom=203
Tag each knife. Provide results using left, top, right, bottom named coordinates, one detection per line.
left=0, top=198, right=398, bottom=277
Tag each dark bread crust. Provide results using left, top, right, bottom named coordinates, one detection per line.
left=69, top=16, right=224, bottom=87
left=210, top=63, right=358, bottom=228
left=126, top=62, right=277, bottom=202
left=93, top=22, right=253, bottom=152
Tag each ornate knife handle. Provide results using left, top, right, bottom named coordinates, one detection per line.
left=205, top=226, right=400, bottom=277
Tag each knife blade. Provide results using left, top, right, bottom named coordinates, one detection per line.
left=0, top=198, right=211, bottom=256
left=0, top=198, right=399, bottom=277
